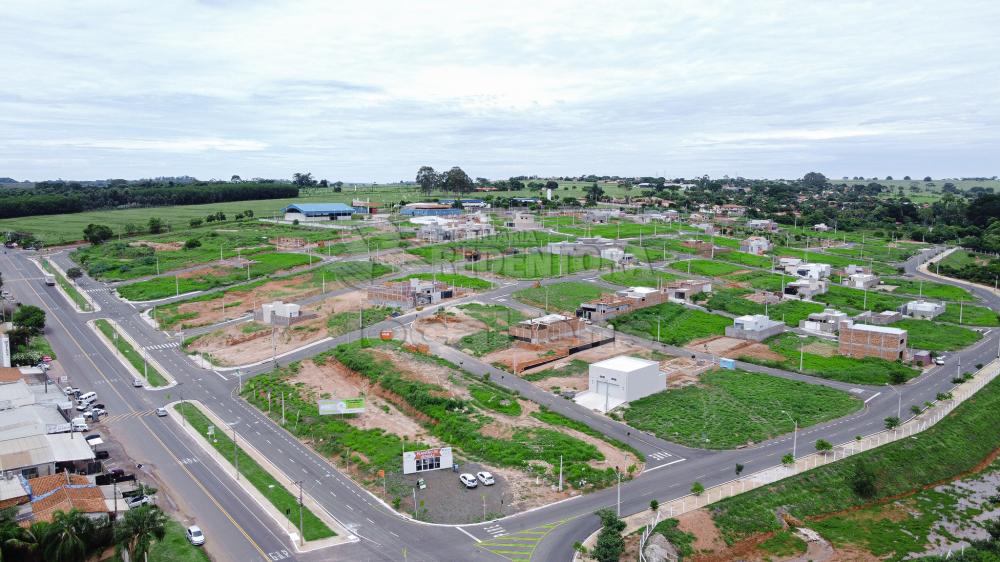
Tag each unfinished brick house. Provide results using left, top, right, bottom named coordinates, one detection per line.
left=838, top=321, right=908, bottom=361
left=509, top=314, right=585, bottom=344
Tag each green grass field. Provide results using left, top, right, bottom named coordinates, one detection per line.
left=612, top=302, right=731, bottom=345
left=175, top=402, right=334, bottom=540
left=600, top=268, right=679, bottom=287
left=149, top=519, right=212, bottom=562
left=881, top=277, right=974, bottom=301
left=937, top=303, right=1000, bottom=326
left=94, top=319, right=167, bottom=386
left=467, top=253, right=611, bottom=279
left=814, top=285, right=910, bottom=314
left=711, top=368, right=1000, bottom=546
left=668, top=259, right=743, bottom=277
left=513, top=281, right=609, bottom=314
left=626, top=243, right=673, bottom=263
left=327, top=306, right=398, bottom=337
left=622, top=370, right=862, bottom=449
left=717, top=251, right=773, bottom=269
left=742, top=334, right=919, bottom=385
left=890, top=319, right=981, bottom=351
left=406, top=231, right=574, bottom=263
left=41, top=258, right=91, bottom=311
left=456, top=303, right=526, bottom=356
left=704, top=288, right=825, bottom=326
left=118, top=252, right=312, bottom=301
left=394, top=272, right=492, bottom=290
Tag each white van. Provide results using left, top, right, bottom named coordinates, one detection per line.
left=132, top=377, right=143, bottom=388
left=75, top=392, right=98, bottom=411
left=70, top=417, right=89, bottom=432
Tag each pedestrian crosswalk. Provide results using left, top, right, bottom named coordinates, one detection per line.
left=648, top=450, right=673, bottom=461
left=83, top=287, right=110, bottom=293
left=101, top=411, right=156, bottom=424
left=483, top=524, right=506, bottom=538
left=477, top=518, right=574, bottom=562
left=143, top=342, right=179, bottom=351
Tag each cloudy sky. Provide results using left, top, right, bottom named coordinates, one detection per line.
left=1, top=1, right=998, bottom=182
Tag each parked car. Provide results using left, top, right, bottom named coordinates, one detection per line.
left=156, top=407, right=168, bottom=417
left=63, top=386, right=80, bottom=397
left=476, top=471, right=495, bottom=486
left=84, top=408, right=107, bottom=420
left=459, top=473, right=478, bottom=488
left=133, top=377, right=143, bottom=387
left=186, top=525, right=205, bottom=546
left=935, top=356, right=946, bottom=365
left=126, top=495, right=154, bottom=508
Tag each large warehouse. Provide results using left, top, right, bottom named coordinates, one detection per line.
left=282, top=203, right=355, bottom=222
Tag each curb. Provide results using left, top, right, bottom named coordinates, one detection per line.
left=87, top=318, right=178, bottom=390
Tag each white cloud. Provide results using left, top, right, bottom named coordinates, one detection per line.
left=0, top=0, right=998, bottom=180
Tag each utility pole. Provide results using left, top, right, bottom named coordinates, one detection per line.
left=782, top=410, right=798, bottom=459
left=296, top=480, right=304, bottom=546
left=616, top=467, right=622, bottom=517
left=233, top=425, right=239, bottom=480
left=558, top=455, right=563, bottom=492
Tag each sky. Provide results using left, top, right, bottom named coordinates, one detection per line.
left=1, top=0, right=998, bottom=182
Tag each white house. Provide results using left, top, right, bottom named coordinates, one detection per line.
left=747, top=219, right=779, bottom=232
left=843, top=273, right=879, bottom=290
left=903, top=300, right=945, bottom=319
left=259, top=301, right=301, bottom=324
left=787, top=262, right=832, bottom=280
left=813, top=223, right=831, bottom=232
left=740, top=236, right=771, bottom=256
left=574, top=356, right=665, bottom=413
left=725, top=314, right=785, bottom=341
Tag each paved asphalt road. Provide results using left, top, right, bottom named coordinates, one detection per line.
left=2, top=241, right=997, bottom=562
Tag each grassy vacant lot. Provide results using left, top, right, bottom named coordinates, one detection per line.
left=118, top=252, right=312, bottom=301
left=668, top=259, right=742, bottom=277
left=890, top=319, right=981, bottom=351
left=149, top=519, right=212, bottom=562
left=94, top=319, right=167, bottom=386
left=612, top=302, right=731, bottom=345
left=814, top=285, right=909, bottom=314
left=623, top=370, right=861, bottom=449
left=705, top=288, right=825, bottom=326
left=718, top=251, right=773, bottom=269
left=711, top=371, right=1000, bottom=546
left=456, top=304, right=526, bottom=356
left=513, top=281, right=609, bottom=314
left=938, top=303, right=1000, bottom=326
left=556, top=221, right=677, bottom=239
left=395, top=272, right=492, bottom=290
left=742, top=334, right=919, bottom=385
left=41, top=259, right=91, bottom=311
left=881, top=277, right=974, bottom=302
left=406, top=231, right=574, bottom=263
left=467, top=253, right=610, bottom=279
left=523, top=359, right=591, bottom=382
left=175, top=402, right=335, bottom=540
left=71, top=222, right=344, bottom=281
left=600, top=268, right=679, bottom=287
left=626, top=243, right=673, bottom=263
left=327, top=306, right=398, bottom=337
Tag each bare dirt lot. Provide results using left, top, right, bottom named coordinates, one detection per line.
left=129, top=240, right=184, bottom=252
left=686, top=335, right=785, bottom=362
left=412, top=307, right=488, bottom=344
left=516, top=339, right=659, bottom=392
left=185, top=290, right=368, bottom=365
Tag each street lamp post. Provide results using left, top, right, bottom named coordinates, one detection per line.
left=885, top=382, right=901, bottom=420
left=781, top=410, right=798, bottom=459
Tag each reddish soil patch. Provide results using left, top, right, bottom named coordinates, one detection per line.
left=129, top=240, right=183, bottom=252
left=176, top=265, right=234, bottom=280
left=679, top=509, right=727, bottom=554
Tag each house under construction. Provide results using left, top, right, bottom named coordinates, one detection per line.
left=367, top=278, right=454, bottom=309
left=509, top=314, right=585, bottom=344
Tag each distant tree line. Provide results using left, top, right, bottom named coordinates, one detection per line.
left=0, top=182, right=298, bottom=219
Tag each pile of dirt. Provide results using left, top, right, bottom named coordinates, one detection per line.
left=129, top=240, right=184, bottom=252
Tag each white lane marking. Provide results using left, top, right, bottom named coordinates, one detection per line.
left=456, top=526, right=482, bottom=543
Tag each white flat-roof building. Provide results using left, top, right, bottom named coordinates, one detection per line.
left=787, top=262, right=832, bottom=280
left=725, top=314, right=785, bottom=341
left=259, top=301, right=301, bottom=325
left=903, top=300, right=945, bottom=319
left=843, top=273, right=879, bottom=290
left=740, top=236, right=771, bottom=256
left=574, top=356, right=665, bottom=413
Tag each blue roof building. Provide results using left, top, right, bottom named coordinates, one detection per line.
left=282, top=203, right=355, bottom=221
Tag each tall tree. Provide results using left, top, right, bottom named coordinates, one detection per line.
left=802, top=172, right=828, bottom=189
left=114, top=505, right=167, bottom=562
left=12, top=305, right=45, bottom=335
left=82, top=224, right=113, bottom=245
left=584, top=183, right=605, bottom=205
left=147, top=217, right=164, bottom=234
left=443, top=166, right=473, bottom=194
left=5, top=519, right=49, bottom=562
left=42, top=510, right=92, bottom=562
left=292, top=172, right=317, bottom=187
left=416, top=166, right=438, bottom=195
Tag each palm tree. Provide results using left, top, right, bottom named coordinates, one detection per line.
left=115, top=505, right=167, bottom=562
left=43, top=509, right=92, bottom=562
left=6, top=521, right=50, bottom=562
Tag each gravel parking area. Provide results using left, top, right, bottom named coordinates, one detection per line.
left=398, top=461, right=513, bottom=524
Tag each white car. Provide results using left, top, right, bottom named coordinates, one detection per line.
left=476, top=471, right=495, bottom=486
left=126, top=495, right=154, bottom=508
left=459, top=473, right=478, bottom=488
left=186, top=525, right=205, bottom=546
left=156, top=407, right=168, bottom=417
left=84, top=408, right=107, bottom=421
left=934, top=356, right=946, bottom=365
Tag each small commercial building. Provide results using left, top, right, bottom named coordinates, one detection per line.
left=838, top=321, right=907, bottom=361
left=725, top=314, right=785, bottom=341
left=351, top=200, right=383, bottom=215
left=400, top=203, right=463, bottom=217
left=740, top=236, right=771, bottom=256
left=256, top=301, right=302, bottom=326
left=843, top=273, right=879, bottom=290
left=575, top=356, right=666, bottom=413
left=282, top=203, right=355, bottom=222
left=903, top=300, right=945, bottom=320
